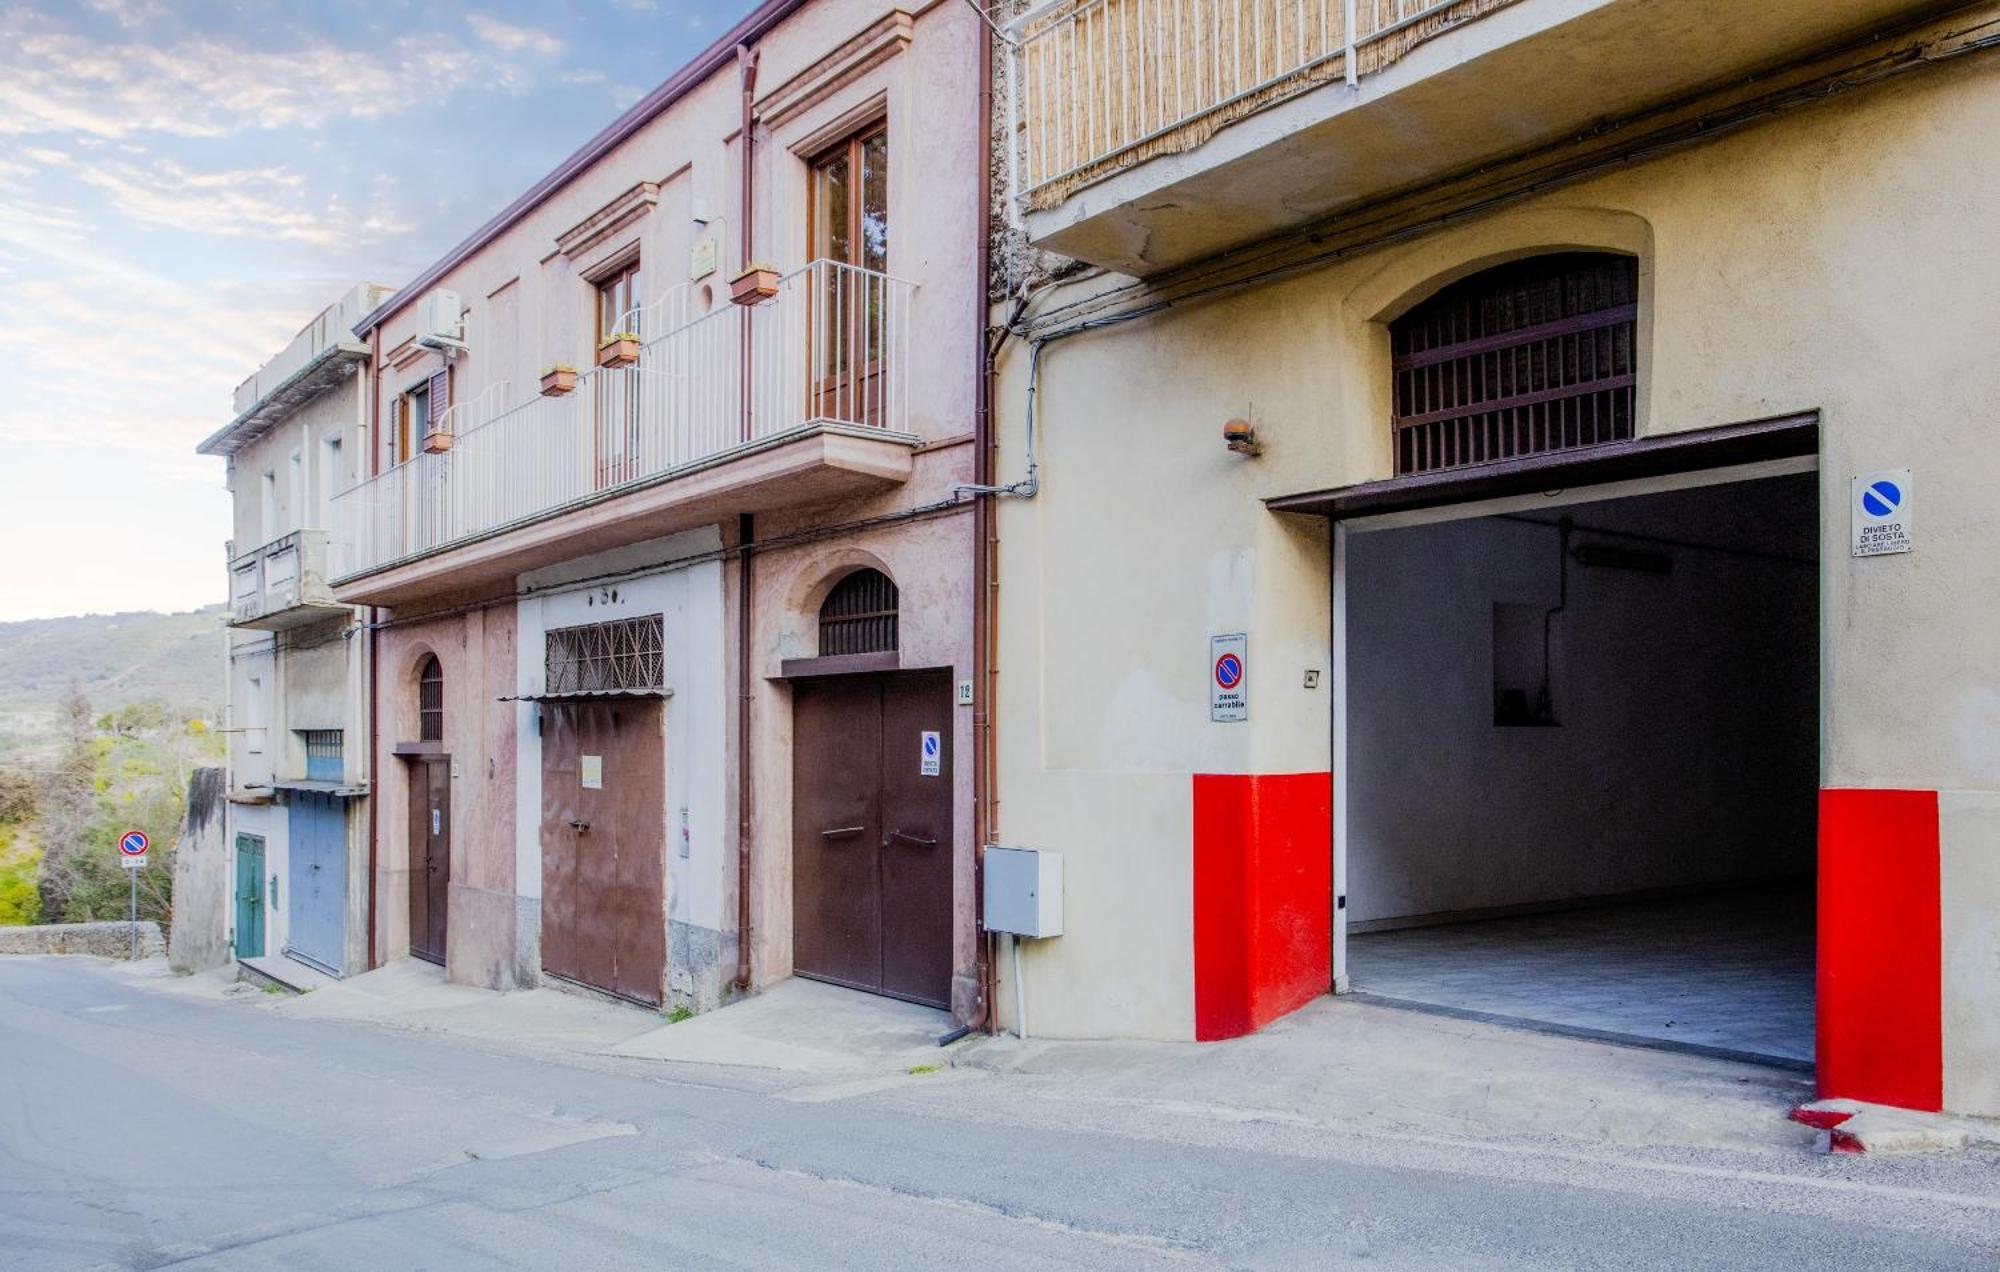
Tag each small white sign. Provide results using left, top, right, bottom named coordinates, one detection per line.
left=919, top=731, right=942, bottom=777
left=1210, top=634, right=1248, bottom=722
left=690, top=237, right=717, bottom=281
left=1852, top=469, right=1913, bottom=557
left=955, top=679, right=975, bottom=707
left=581, top=755, right=603, bottom=790
left=120, top=855, right=147, bottom=870
left=431, top=808, right=441, bottom=836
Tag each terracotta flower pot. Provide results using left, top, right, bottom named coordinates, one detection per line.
left=422, top=430, right=453, bottom=455
left=596, top=337, right=639, bottom=369
left=729, top=267, right=780, bottom=305
left=540, top=367, right=578, bottom=397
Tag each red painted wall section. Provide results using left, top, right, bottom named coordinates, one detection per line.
left=1192, top=772, right=1333, bottom=1041
left=1818, top=788, right=1942, bottom=1112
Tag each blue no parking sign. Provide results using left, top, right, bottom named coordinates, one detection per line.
left=118, top=828, right=149, bottom=870
left=1210, top=634, right=1248, bottom=722
left=1852, top=468, right=1913, bottom=557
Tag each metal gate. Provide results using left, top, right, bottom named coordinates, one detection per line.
left=540, top=700, right=666, bottom=1006
left=285, top=791, right=347, bottom=975
left=233, top=833, right=265, bottom=959
left=408, top=757, right=450, bottom=965
left=791, top=671, right=953, bottom=1008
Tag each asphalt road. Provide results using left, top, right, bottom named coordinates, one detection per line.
left=3, top=956, right=1998, bottom=1270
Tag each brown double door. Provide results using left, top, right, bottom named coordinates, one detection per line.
left=407, top=757, right=450, bottom=965
left=792, top=672, right=953, bottom=1009
left=540, top=700, right=667, bottom=1006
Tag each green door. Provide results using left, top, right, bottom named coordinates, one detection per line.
left=234, top=833, right=265, bottom=959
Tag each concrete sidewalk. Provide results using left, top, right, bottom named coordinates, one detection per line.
left=107, top=955, right=1998, bottom=1159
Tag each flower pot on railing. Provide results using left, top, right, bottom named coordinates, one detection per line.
left=596, top=334, right=640, bottom=368
left=422, top=429, right=453, bottom=454
left=539, top=365, right=579, bottom=397
left=729, top=263, right=781, bottom=306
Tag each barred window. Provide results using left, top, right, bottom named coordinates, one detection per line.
left=818, top=569, right=898, bottom=656
left=418, top=655, right=444, bottom=742
left=1391, top=253, right=1638, bottom=476
left=300, top=730, right=343, bottom=782
left=545, top=615, right=665, bottom=695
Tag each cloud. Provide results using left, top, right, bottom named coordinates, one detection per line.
left=468, top=14, right=565, bottom=55
left=76, top=158, right=413, bottom=248
left=0, top=11, right=526, bottom=140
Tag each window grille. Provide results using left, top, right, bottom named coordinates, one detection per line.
left=544, top=615, right=665, bottom=695
left=1391, top=253, right=1638, bottom=476
left=300, top=730, right=343, bottom=782
left=418, top=655, right=444, bottom=742
left=818, top=569, right=898, bottom=656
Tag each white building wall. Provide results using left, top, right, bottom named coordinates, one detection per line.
left=515, top=527, right=730, bottom=1005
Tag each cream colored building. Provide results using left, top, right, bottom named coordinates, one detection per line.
left=198, top=283, right=392, bottom=982
left=987, top=0, right=2000, bottom=1115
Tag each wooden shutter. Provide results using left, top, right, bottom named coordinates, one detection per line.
left=426, top=369, right=451, bottom=434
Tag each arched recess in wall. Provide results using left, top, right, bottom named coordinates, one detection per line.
left=1341, top=207, right=1656, bottom=472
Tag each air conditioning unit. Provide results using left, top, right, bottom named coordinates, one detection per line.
left=416, top=289, right=465, bottom=354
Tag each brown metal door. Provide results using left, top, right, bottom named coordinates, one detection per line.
left=791, top=672, right=951, bottom=1009
left=408, top=757, right=449, bottom=965
left=877, top=674, right=953, bottom=1005
left=792, top=677, right=882, bottom=993
left=540, top=701, right=666, bottom=1006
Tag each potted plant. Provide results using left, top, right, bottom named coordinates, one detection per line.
left=729, top=261, right=781, bottom=305
left=540, top=363, right=579, bottom=396
left=596, top=332, right=640, bottom=368
left=422, top=427, right=452, bottom=454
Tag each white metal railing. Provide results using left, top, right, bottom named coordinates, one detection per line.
left=331, top=259, right=912, bottom=579
left=1010, top=0, right=1469, bottom=198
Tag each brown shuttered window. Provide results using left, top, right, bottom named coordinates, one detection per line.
left=544, top=615, right=665, bottom=695
left=417, top=655, right=444, bottom=742
left=1391, top=253, right=1638, bottom=476
left=818, top=569, right=898, bottom=656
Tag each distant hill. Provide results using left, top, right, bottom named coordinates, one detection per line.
left=0, top=607, right=226, bottom=760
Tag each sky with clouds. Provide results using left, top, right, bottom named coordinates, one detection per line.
left=0, top=0, right=758, bottom=622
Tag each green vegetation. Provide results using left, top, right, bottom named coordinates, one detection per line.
left=0, top=606, right=225, bottom=927
left=0, top=688, right=221, bottom=928
left=667, top=1005, right=695, bottom=1024
left=907, top=1064, right=939, bottom=1076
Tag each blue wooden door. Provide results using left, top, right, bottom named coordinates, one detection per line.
left=286, top=793, right=347, bottom=975
left=233, top=833, right=265, bottom=959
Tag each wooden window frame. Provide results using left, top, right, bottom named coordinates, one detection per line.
left=806, top=121, right=889, bottom=427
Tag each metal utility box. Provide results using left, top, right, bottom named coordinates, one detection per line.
left=982, top=846, right=1063, bottom=938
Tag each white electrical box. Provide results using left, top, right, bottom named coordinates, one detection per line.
left=983, top=846, right=1062, bottom=938
left=416, top=288, right=462, bottom=344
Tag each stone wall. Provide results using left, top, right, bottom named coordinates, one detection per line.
left=169, top=767, right=231, bottom=973
left=0, top=920, right=166, bottom=960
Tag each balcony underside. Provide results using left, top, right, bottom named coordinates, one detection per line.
left=230, top=599, right=350, bottom=632
left=1025, top=0, right=1948, bottom=275
left=332, top=423, right=917, bottom=608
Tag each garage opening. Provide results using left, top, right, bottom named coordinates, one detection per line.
left=1342, top=471, right=1818, bottom=1067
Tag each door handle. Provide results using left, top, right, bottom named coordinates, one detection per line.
left=884, top=830, right=937, bottom=849
left=822, top=826, right=864, bottom=840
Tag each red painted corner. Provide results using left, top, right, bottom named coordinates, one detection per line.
left=1192, top=772, right=1332, bottom=1042
left=1817, top=788, right=1942, bottom=1113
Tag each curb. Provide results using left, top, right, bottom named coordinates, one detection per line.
left=1791, top=1098, right=1972, bottom=1154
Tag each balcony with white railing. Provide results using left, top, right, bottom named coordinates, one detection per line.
left=1010, top=0, right=1937, bottom=274
left=330, top=259, right=918, bottom=606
